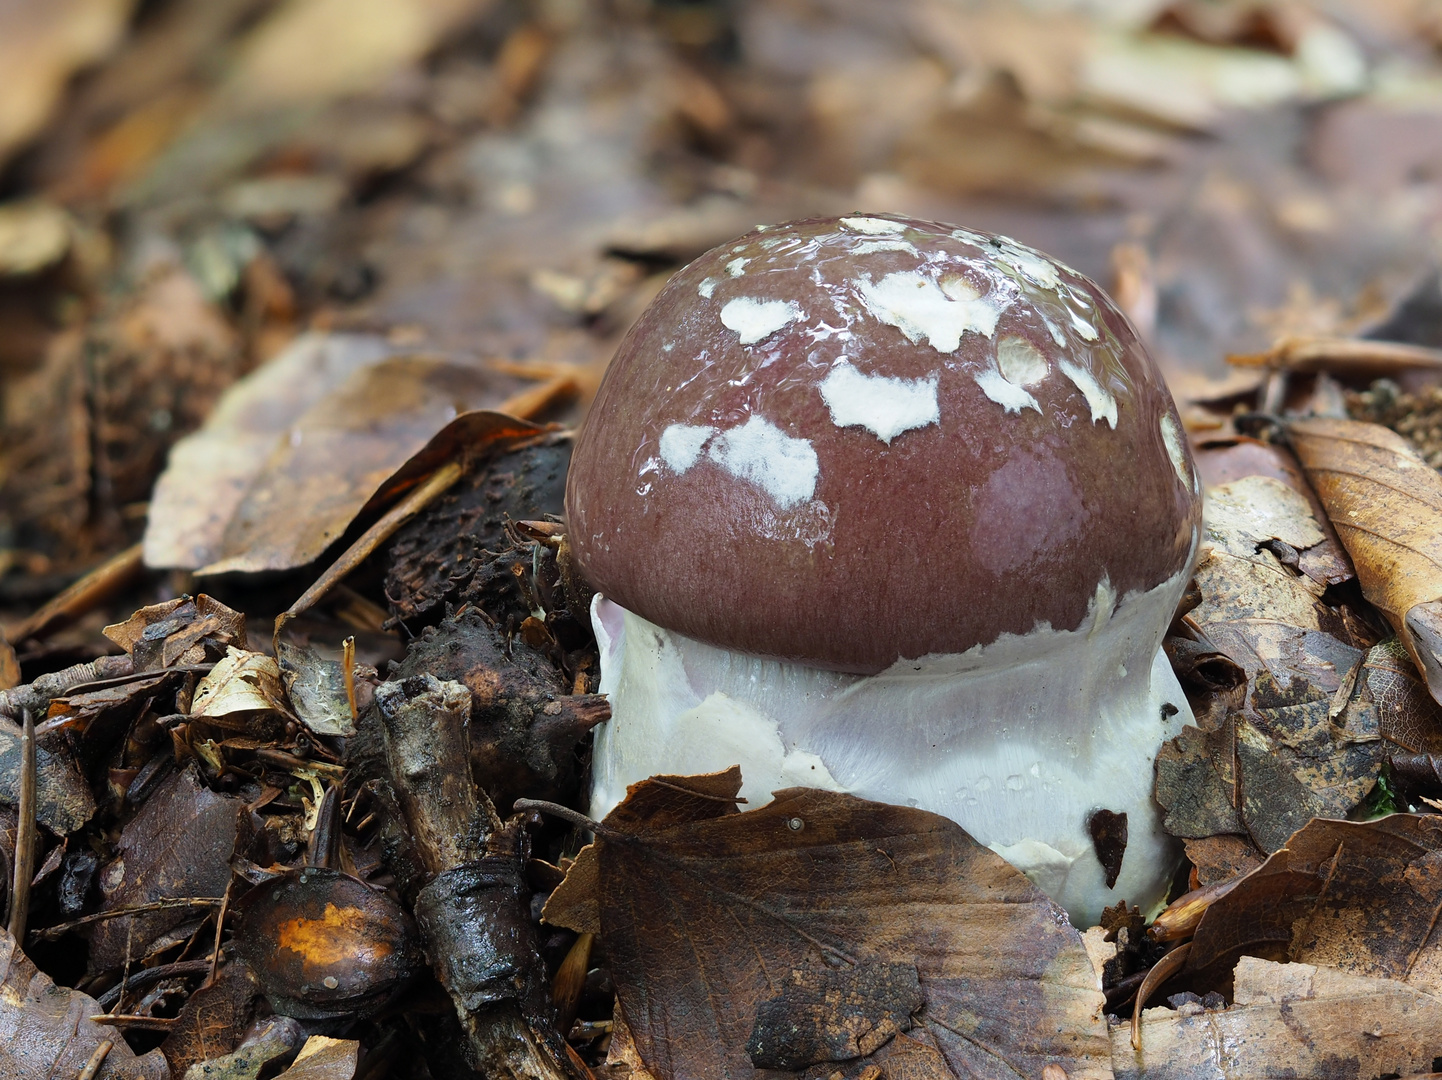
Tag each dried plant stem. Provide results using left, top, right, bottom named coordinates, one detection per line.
left=1131, top=941, right=1192, bottom=1051
left=6, top=709, right=36, bottom=942
left=35, top=897, right=224, bottom=942
left=77, top=1038, right=113, bottom=1080
left=205, top=878, right=233, bottom=989
left=0, top=655, right=133, bottom=722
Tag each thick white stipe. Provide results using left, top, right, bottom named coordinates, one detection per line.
left=589, top=567, right=1194, bottom=928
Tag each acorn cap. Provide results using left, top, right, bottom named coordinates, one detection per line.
left=565, top=214, right=1200, bottom=675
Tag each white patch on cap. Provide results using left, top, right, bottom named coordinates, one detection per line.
left=658, top=423, right=715, bottom=473
left=841, top=216, right=906, bottom=235
left=975, top=369, right=1040, bottom=414
left=1160, top=413, right=1191, bottom=489
left=1069, top=308, right=1099, bottom=342
left=720, top=297, right=803, bottom=345
left=1043, top=315, right=1066, bottom=347
left=857, top=271, right=1004, bottom=353
left=819, top=363, right=940, bottom=444
left=1058, top=359, right=1118, bottom=428
left=709, top=415, right=818, bottom=508
left=950, top=227, right=990, bottom=248
left=995, top=239, right=1061, bottom=291
left=698, top=278, right=718, bottom=299
left=726, top=257, right=749, bottom=277
left=996, top=337, right=1048, bottom=388
left=854, top=239, right=919, bottom=256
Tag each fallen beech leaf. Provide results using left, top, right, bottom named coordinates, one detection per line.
left=563, top=774, right=1111, bottom=1080
left=197, top=356, right=525, bottom=575
left=1118, top=956, right=1442, bottom=1080
left=1184, top=814, right=1442, bottom=992
left=1288, top=416, right=1442, bottom=705
left=0, top=926, right=169, bottom=1079
left=144, top=332, right=394, bottom=571
left=191, top=647, right=290, bottom=720
left=90, top=766, right=240, bottom=972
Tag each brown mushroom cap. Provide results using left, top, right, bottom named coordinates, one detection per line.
left=566, top=214, right=1200, bottom=674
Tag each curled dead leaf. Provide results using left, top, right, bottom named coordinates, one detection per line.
left=1289, top=416, right=1442, bottom=705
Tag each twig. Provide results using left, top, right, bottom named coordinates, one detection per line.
left=512, top=799, right=618, bottom=840
left=33, top=897, right=224, bottom=942
left=86, top=1014, right=177, bottom=1030
left=97, top=959, right=213, bottom=1010
left=77, top=1039, right=113, bottom=1080
left=343, top=635, right=358, bottom=721
left=0, top=655, right=133, bottom=723
left=205, top=878, right=233, bottom=989
left=7, top=709, right=36, bottom=941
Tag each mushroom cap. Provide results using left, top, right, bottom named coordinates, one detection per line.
left=565, top=214, right=1201, bottom=675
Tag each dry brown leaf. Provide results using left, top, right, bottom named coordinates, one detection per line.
left=275, top=1036, right=360, bottom=1079
left=1289, top=416, right=1442, bottom=709
left=1118, top=956, right=1442, bottom=1080
left=0, top=925, right=169, bottom=1079
left=191, top=647, right=289, bottom=720
left=104, top=594, right=247, bottom=671
left=196, top=356, right=525, bottom=575
left=1184, top=813, right=1442, bottom=992
left=90, top=766, right=240, bottom=971
left=560, top=773, right=1110, bottom=1080
left=144, top=332, right=395, bottom=571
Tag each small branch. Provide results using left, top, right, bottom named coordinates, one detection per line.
left=0, top=655, right=133, bottom=723
left=512, top=799, right=618, bottom=840
left=7, top=709, right=36, bottom=942
left=33, top=897, right=224, bottom=942
left=97, top=959, right=213, bottom=1011
left=77, top=1038, right=113, bottom=1080
left=86, top=1014, right=177, bottom=1031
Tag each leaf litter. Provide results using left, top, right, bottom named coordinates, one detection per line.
left=13, top=0, right=1442, bottom=1077
left=545, top=769, right=1112, bottom=1080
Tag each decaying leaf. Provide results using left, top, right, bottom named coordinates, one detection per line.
left=191, top=646, right=290, bottom=721
left=275, top=1035, right=360, bottom=1080
left=1154, top=455, right=1439, bottom=853
left=104, top=593, right=247, bottom=670
left=144, top=332, right=394, bottom=571
left=547, top=772, right=1110, bottom=1080
left=195, top=357, right=527, bottom=576
left=277, top=640, right=357, bottom=737
left=0, top=715, right=96, bottom=834
left=1118, top=956, right=1442, bottom=1080
left=1184, top=813, right=1442, bottom=992
left=0, top=925, right=169, bottom=1079
left=90, top=765, right=240, bottom=971
left=159, top=959, right=263, bottom=1077
left=1289, top=416, right=1442, bottom=706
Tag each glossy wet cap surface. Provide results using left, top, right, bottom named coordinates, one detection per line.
left=566, top=214, right=1201, bottom=673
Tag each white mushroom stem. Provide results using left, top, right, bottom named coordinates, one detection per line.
left=588, top=571, right=1195, bottom=928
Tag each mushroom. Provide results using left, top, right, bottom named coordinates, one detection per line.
left=564, top=214, right=1202, bottom=925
